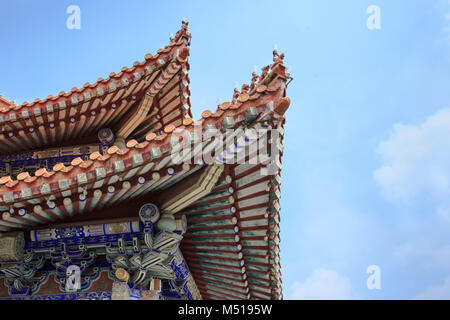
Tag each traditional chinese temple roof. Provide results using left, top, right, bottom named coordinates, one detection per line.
left=0, top=22, right=192, bottom=154
left=0, top=21, right=291, bottom=300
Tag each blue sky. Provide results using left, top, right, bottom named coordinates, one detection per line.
left=1, top=0, right=450, bottom=299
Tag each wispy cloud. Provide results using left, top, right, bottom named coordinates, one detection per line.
left=413, top=275, right=450, bottom=299
left=444, top=15, right=450, bottom=42
left=394, top=239, right=450, bottom=270
left=440, top=0, right=450, bottom=42
left=376, top=108, right=450, bottom=298
left=290, top=268, right=352, bottom=300
left=374, top=108, right=450, bottom=218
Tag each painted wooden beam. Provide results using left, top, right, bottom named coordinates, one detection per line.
left=116, top=94, right=154, bottom=140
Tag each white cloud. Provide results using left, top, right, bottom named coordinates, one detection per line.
left=374, top=108, right=450, bottom=218
left=414, top=276, right=450, bottom=299
left=290, top=268, right=352, bottom=300
left=441, top=1, right=450, bottom=42
left=376, top=108, right=450, bottom=280
left=437, top=205, right=450, bottom=223
left=394, top=239, right=450, bottom=270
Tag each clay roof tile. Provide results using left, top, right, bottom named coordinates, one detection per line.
left=71, top=157, right=84, bottom=167
left=201, top=110, right=212, bottom=119
left=126, top=139, right=138, bottom=148
left=53, top=163, right=65, bottom=172
left=89, top=151, right=102, bottom=161
left=107, top=145, right=120, bottom=155
left=35, top=168, right=48, bottom=177
left=145, top=132, right=157, bottom=142
left=0, top=176, right=12, bottom=185
left=163, top=124, right=176, bottom=134
left=17, top=172, right=30, bottom=181
left=219, top=102, right=231, bottom=111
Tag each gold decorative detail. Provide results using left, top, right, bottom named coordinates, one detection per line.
left=0, top=232, right=24, bottom=262
left=115, top=268, right=130, bottom=282
left=108, top=223, right=126, bottom=234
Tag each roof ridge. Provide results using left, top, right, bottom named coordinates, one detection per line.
left=203, top=50, right=291, bottom=119
left=0, top=96, right=17, bottom=108
left=0, top=21, right=191, bottom=115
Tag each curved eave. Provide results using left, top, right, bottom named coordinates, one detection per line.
left=177, top=54, right=289, bottom=301
left=179, top=133, right=284, bottom=300
left=0, top=73, right=288, bottom=229
left=0, top=26, right=192, bottom=155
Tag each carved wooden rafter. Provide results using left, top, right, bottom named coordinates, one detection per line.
left=116, top=94, right=154, bottom=139
left=159, top=164, right=224, bottom=215
left=115, top=47, right=189, bottom=141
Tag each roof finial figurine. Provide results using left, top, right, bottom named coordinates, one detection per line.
left=261, top=65, right=270, bottom=81
left=232, top=85, right=240, bottom=104
left=275, top=53, right=285, bottom=65
left=175, top=19, right=190, bottom=41
left=241, top=84, right=250, bottom=95
left=250, top=67, right=260, bottom=91
left=273, top=50, right=279, bottom=63
left=182, top=19, right=189, bottom=30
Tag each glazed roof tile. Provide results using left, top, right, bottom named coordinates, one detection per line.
left=0, top=53, right=289, bottom=196
left=0, top=21, right=192, bottom=154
